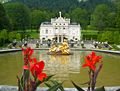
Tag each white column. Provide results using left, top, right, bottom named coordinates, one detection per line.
left=57, top=35, right=59, bottom=43
left=61, top=35, right=63, bottom=43
left=40, top=38, right=42, bottom=44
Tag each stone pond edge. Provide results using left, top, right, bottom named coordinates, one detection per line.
left=0, top=85, right=120, bottom=91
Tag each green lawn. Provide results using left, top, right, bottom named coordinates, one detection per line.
left=16, top=29, right=39, bottom=39
left=27, top=31, right=39, bottom=39
left=81, top=30, right=99, bottom=39
left=81, top=30, right=98, bottom=35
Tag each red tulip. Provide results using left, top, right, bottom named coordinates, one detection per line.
left=86, top=51, right=102, bottom=64
left=20, top=47, right=48, bottom=91
left=82, top=59, right=95, bottom=71
left=22, top=47, right=33, bottom=57
left=22, top=47, right=34, bottom=65
left=82, top=51, right=102, bottom=71
left=30, top=60, right=47, bottom=81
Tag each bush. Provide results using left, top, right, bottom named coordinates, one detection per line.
left=97, top=31, right=120, bottom=44
left=111, top=44, right=120, bottom=51
left=9, top=32, right=21, bottom=42
left=0, top=29, right=8, bottom=46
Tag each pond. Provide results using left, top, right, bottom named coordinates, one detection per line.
left=0, top=50, right=120, bottom=87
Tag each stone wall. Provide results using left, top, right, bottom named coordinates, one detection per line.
left=0, top=85, right=120, bottom=91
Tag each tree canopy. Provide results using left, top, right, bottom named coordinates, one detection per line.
left=1, top=0, right=120, bottom=46
left=115, top=2, right=120, bottom=30
left=4, top=2, right=31, bottom=30
left=9, top=0, right=113, bottom=13
left=31, top=10, right=54, bottom=29
left=70, top=8, right=89, bottom=29
left=90, top=4, right=110, bottom=31
left=0, top=3, right=11, bottom=30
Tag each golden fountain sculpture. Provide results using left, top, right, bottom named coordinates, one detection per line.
left=48, top=40, right=72, bottom=55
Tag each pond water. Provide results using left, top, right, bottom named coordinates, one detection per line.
left=0, top=50, right=120, bottom=87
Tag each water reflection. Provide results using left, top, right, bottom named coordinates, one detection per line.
left=40, top=52, right=81, bottom=81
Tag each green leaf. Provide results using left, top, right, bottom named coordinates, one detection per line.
left=50, top=80, right=64, bottom=91
left=17, top=76, right=21, bottom=90
left=47, top=82, right=64, bottom=91
left=45, top=80, right=64, bottom=90
left=36, top=80, right=42, bottom=87
left=44, top=83, right=52, bottom=88
left=36, top=75, right=55, bottom=87
left=50, top=80, right=58, bottom=85
left=58, top=84, right=64, bottom=91
left=95, top=86, right=105, bottom=91
left=44, top=75, right=55, bottom=82
left=16, top=76, right=23, bottom=91
left=24, top=70, right=30, bottom=80
left=20, top=76, right=24, bottom=87
left=71, top=81, right=84, bottom=91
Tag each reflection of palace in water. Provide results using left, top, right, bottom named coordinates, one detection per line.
left=40, top=52, right=81, bottom=82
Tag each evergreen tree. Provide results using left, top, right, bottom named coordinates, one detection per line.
left=4, top=2, right=31, bottom=30
left=115, top=2, right=120, bottom=31
left=31, top=10, right=54, bottom=29
left=9, top=0, right=113, bottom=13
left=70, top=8, right=89, bottom=29
left=90, top=4, right=110, bottom=31
left=0, top=3, right=11, bottom=30
left=10, top=0, right=80, bottom=12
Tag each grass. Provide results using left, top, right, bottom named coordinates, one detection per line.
left=27, top=31, right=39, bottom=39
left=81, top=30, right=98, bottom=35
left=16, top=29, right=39, bottom=39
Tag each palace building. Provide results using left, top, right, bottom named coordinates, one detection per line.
left=39, top=12, right=81, bottom=44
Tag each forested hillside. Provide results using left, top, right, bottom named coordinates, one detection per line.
left=1, top=0, right=118, bottom=30
left=9, top=0, right=112, bottom=12
left=9, top=0, right=80, bottom=12
left=1, top=0, right=120, bottom=46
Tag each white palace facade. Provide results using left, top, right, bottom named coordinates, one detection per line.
left=39, top=12, right=81, bottom=44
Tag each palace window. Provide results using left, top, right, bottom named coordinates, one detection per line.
left=46, top=29, right=48, bottom=34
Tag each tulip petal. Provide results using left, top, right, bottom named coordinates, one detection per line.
left=29, top=49, right=34, bottom=56
left=23, top=65, right=29, bottom=70
left=37, top=73, right=47, bottom=81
